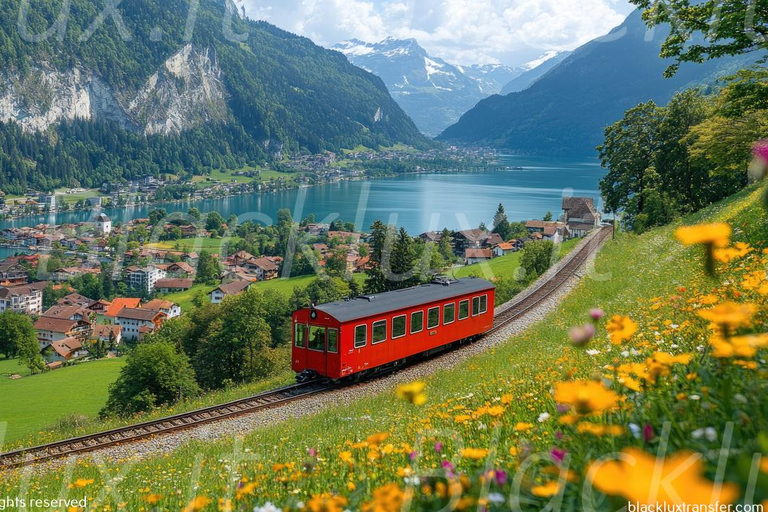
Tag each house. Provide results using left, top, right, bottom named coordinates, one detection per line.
left=243, top=257, right=279, bottom=281
left=0, top=260, right=29, bottom=285
left=104, top=298, right=142, bottom=318
left=95, top=213, right=112, bottom=235
left=87, top=299, right=112, bottom=314
left=465, top=248, right=493, bottom=265
left=143, top=299, right=181, bottom=319
left=562, top=197, right=602, bottom=237
left=166, top=262, right=195, bottom=277
left=0, top=285, right=43, bottom=315
left=57, top=293, right=95, bottom=308
left=419, top=231, right=443, bottom=243
left=41, top=305, right=91, bottom=322
left=454, top=229, right=492, bottom=254
left=34, top=316, right=92, bottom=349
left=92, top=324, right=122, bottom=347
left=40, top=337, right=84, bottom=363
left=114, top=308, right=167, bottom=341
left=155, top=278, right=194, bottom=293
left=209, top=280, right=252, bottom=304
left=486, top=233, right=504, bottom=247
left=493, top=242, right=516, bottom=257
left=525, top=221, right=569, bottom=243
left=128, top=266, right=167, bottom=293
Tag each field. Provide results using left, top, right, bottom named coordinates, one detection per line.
left=54, top=188, right=101, bottom=204
left=5, top=185, right=764, bottom=509
left=191, top=168, right=301, bottom=188
left=0, top=358, right=126, bottom=444
left=449, top=237, right=580, bottom=279
left=144, top=236, right=242, bottom=253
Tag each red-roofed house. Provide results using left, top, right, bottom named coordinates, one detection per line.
left=464, top=248, right=493, bottom=265
left=104, top=298, right=142, bottom=318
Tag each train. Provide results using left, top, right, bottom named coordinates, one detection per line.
left=292, top=277, right=496, bottom=382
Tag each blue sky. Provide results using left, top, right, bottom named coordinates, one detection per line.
left=237, top=0, right=636, bottom=66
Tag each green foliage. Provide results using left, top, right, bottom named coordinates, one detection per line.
left=195, top=250, right=221, bottom=285
left=102, top=342, right=199, bottom=417
left=519, top=240, right=555, bottom=281
left=630, top=0, right=768, bottom=76
left=599, top=88, right=751, bottom=231
left=0, top=312, right=42, bottom=372
left=491, top=203, right=511, bottom=240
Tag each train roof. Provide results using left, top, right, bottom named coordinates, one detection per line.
left=313, top=278, right=495, bottom=323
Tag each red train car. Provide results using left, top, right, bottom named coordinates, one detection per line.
left=292, top=278, right=495, bottom=381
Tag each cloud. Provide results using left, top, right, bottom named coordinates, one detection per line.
left=238, top=0, right=635, bottom=66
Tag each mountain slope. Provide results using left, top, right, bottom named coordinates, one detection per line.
left=334, top=38, right=521, bottom=136
left=440, top=10, right=761, bottom=155
left=0, top=0, right=426, bottom=193
left=500, top=51, right=570, bottom=94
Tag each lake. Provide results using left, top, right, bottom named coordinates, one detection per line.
left=0, top=155, right=604, bottom=257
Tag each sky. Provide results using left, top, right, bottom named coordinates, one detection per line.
left=236, top=0, right=636, bottom=67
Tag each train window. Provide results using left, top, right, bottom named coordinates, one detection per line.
left=354, top=325, right=367, bottom=348
left=411, top=311, right=424, bottom=334
left=427, top=307, right=440, bottom=329
left=472, top=296, right=481, bottom=316
left=458, top=300, right=469, bottom=320
left=294, top=323, right=307, bottom=348
left=479, top=295, right=488, bottom=314
left=443, top=303, right=455, bottom=325
left=328, top=329, right=339, bottom=354
left=392, top=315, right=406, bottom=339
left=372, top=320, right=387, bottom=344
left=309, top=326, right=326, bottom=352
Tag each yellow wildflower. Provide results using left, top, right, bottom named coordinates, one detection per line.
left=675, top=223, right=731, bottom=247
left=531, top=481, right=562, bottom=498
left=554, top=380, right=619, bottom=415
left=461, top=448, right=489, bottom=460
left=588, top=448, right=739, bottom=506
left=606, top=315, right=638, bottom=344
left=395, top=381, right=427, bottom=405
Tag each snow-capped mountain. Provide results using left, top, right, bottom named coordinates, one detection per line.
left=334, top=38, right=521, bottom=136
left=500, top=51, right=571, bottom=94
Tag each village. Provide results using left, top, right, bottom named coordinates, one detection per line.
left=0, top=146, right=491, bottom=220
left=0, top=195, right=602, bottom=372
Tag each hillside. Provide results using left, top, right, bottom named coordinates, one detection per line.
left=499, top=51, right=570, bottom=94
left=440, top=10, right=762, bottom=155
left=6, top=183, right=767, bottom=509
left=334, top=38, right=521, bottom=136
left=0, top=0, right=426, bottom=193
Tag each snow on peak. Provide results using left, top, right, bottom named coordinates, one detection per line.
left=522, top=51, right=562, bottom=71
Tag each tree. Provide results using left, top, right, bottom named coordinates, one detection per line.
left=102, top=342, right=200, bottom=417
left=148, top=208, right=168, bottom=227
left=193, top=289, right=275, bottom=389
left=0, top=312, right=44, bottom=372
left=438, top=228, right=455, bottom=263
left=388, top=228, right=420, bottom=290
left=630, top=0, right=768, bottom=76
left=206, top=211, right=225, bottom=232
left=598, top=101, right=662, bottom=220
left=543, top=211, right=553, bottom=222
left=195, top=250, right=221, bottom=285
left=188, top=207, right=201, bottom=221
left=325, top=247, right=349, bottom=276
left=520, top=240, right=555, bottom=281
left=492, top=203, right=511, bottom=240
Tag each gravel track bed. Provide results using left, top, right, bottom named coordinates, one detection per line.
left=11, top=235, right=603, bottom=476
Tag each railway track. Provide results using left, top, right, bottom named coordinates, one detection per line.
left=0, top=226, right=611, bottom=470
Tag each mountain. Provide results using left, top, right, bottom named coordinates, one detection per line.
left=500, top=51, right=571, bottom=94
left=0, top=0, right=426, bottom=194
left=439, top=10, right=762, bottom=156
left=334, top=38, right=521, bottom=136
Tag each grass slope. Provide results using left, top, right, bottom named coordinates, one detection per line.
left=4, top=185, right=766, bottom=509
left=0, top=359, right=125, bottom=444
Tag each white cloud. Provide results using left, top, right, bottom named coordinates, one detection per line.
left=238, top=0, right=634, bottom=66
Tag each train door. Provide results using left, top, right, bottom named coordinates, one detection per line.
left=307, top=325, right=327, bottom=376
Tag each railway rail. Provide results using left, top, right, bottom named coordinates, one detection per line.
left=0, top=226, right=612, bottom=470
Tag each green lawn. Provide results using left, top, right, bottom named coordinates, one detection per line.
left=54, top=188, right=101, bottom=204
left=0, top=358, right=126, bottom=444
left=144, top=236, right=241, bottom=253
left=0, top=357, right=31, bottom=378
left=191, top=168, right=300, bottom=188
left=449, top=238, right=581, bottom=279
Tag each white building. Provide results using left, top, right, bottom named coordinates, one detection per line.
left=114, top=308, right=166, bottom=341
left=95, top=213, right=112, bottom=235
left=0, top=285, right=43, bottom=315
left=128, top=266, right=167, bottom=294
